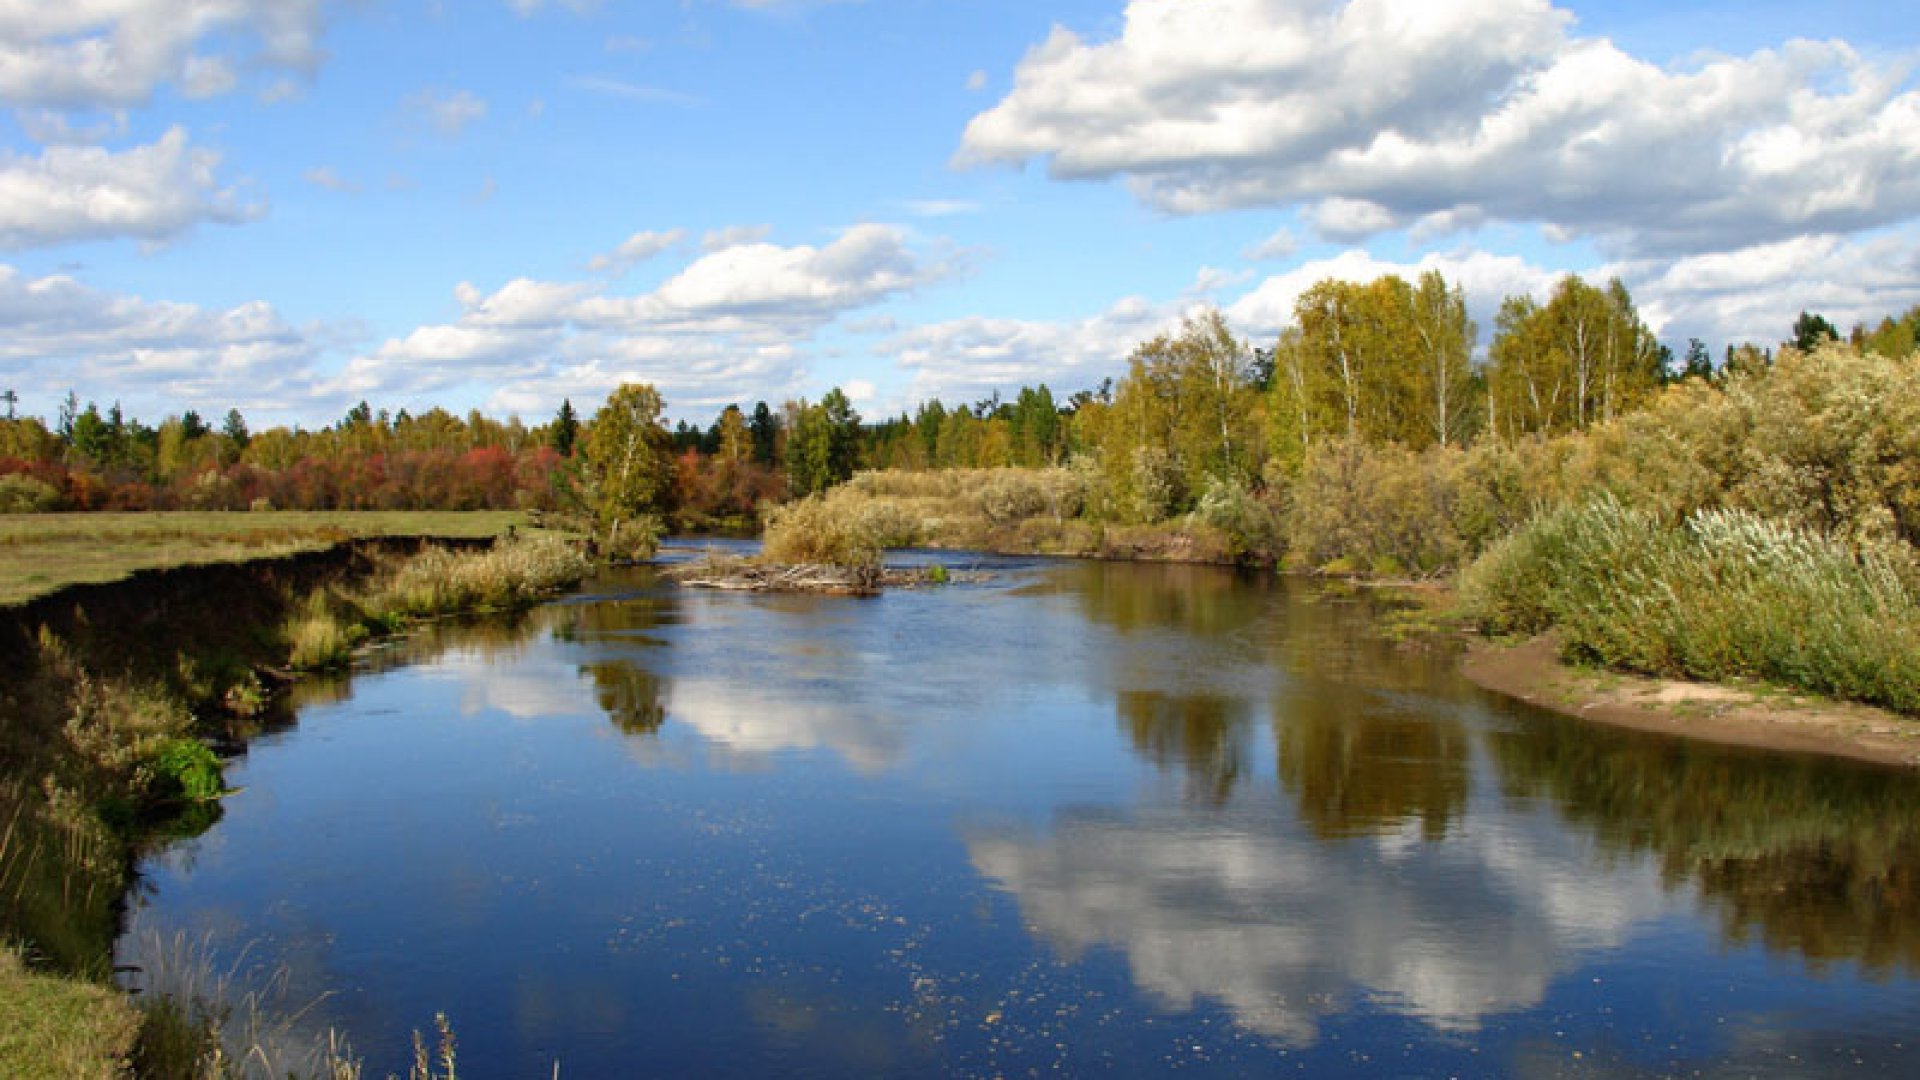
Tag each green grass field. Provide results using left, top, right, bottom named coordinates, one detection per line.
left=0, top=511, right=527, bottom=607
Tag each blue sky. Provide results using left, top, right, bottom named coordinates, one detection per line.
left=1, top=0, right=1916, bottom=428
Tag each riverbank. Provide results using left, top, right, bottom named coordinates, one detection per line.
left=0, top=510, right=526, bottom=607
left=1462, top=633, right=1920, bottom=770
left=0, top=527, right=589, bottom=1077
left=750, top=492, right=1920, bottom=770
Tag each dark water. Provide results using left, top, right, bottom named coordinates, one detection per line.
left=119, top=550, right=1920, bottom=1077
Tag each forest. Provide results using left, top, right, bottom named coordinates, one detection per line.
left=5, top=272, right=1917, bottom=563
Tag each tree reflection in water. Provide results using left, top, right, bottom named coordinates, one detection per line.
left=1116, top=691, right=1253, bottom=805
left=588, top=661, right=669, bottom=736
left=1273, top=679, right=1470, bottom=841
left=1490, top=711, right=1920, bottom=974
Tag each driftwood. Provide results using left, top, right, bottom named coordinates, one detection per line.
left=663, top=554, right=980, bottom=595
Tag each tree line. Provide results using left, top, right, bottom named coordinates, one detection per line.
left=5, top=272, right=1917, bottom=537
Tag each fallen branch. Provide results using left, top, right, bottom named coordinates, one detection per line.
left=663, top=553, right=981, bottom=595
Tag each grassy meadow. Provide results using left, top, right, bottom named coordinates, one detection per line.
left=0, top=510, right=527, bottom=607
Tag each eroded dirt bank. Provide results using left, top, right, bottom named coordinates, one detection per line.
left=1462, top=634, right=1920, bottom=770
left=0, top=536, right=489, bottom=683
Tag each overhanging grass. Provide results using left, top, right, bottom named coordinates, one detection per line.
left=0, top=510, right=527, bottom=608
left=283, top=533, right=594, bottom=671
left=1461, top=498, right=1920, bottom=715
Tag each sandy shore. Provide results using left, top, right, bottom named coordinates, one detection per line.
left=1461, top=634, right=1920, bottom=769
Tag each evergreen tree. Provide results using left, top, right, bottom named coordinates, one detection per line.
left=785, top=388, right=862, bottom=495
left=1792, top=311, right=1839, bottom=353
left=551, top=398, right=579, bottom=457
left=1681, top=339, right=1714, bottom=381
left=749, top=401, right=779, bottom=465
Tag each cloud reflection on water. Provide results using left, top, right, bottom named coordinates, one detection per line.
left=969, top=802, right=1672, bottom=1045
left=663, top=679, right=906, bottom=774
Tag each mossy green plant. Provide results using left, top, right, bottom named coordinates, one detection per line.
left=147, top=740, right=225, bottom=803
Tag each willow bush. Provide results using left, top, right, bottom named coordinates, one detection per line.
left=760, top=490, right=918, bottom=568
left=1462, top=497, right=1920, bottom=714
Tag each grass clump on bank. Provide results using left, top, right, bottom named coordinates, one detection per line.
left=282, top=533, right=592, bottom=670
left=381, top=531, right=592, bottom=617
left=1462, top=498, right=1920, bottom=715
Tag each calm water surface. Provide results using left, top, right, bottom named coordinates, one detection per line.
left=119, top=549, right=1920, bottom=1076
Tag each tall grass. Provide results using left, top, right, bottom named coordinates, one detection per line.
left=761, top=489, right=921, bottom=568
left=282, top=588, right=364, bottom=672
left=123, top=929, right=362, bottom=1080
left=283, top=534, right=591, bottom=670
left=375, top=533, right=592, bottom=619
left=1462, top=498, right=1920, bottom=714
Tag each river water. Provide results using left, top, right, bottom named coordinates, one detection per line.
left=119, top=549, right=1920, bottom=1077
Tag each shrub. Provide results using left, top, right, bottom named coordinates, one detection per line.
left=761, top=493, right=885, bottom=568
left=600, top=514, right=663, bottom=563
left=1553, top=344, right=1920, bottom=547
left=0, top=473, right=61, bottom=513
left=1190, top=477, right=1283, bottom=562
left=850, top=498, right=921, bottom=550
left=1461, top=497, right=1920, bottom=714
left=1287, top=439, right=1466, bottom=574
left=1126, top=446, right=1184, bottom=523
left=973, top=471, right=1051, bottom=523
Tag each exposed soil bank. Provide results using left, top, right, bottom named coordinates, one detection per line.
left=0, top=536, right=488, bottom=680
left=0, top=535, right=495, bottom=971
left=0, top=534, right=512, bottom=1077
left=1463, top=633, right=1920, bottom=769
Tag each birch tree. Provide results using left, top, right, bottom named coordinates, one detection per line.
left=582, top=383, right=670, bottom=556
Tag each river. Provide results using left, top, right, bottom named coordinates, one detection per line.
left=117, top=548, right=1920, bottom=1076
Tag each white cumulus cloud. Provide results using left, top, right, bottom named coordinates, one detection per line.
left=337, top=224, right=961, bottom=417
left=961, top=0, right=1920, bottom=257
left=0, top=127, right=258, bottom=249
left=879, top=294, right=1194, bottom=407
left=0, top=0, right=330, bottom=109
left=0, top=264, right=321, bottom=416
